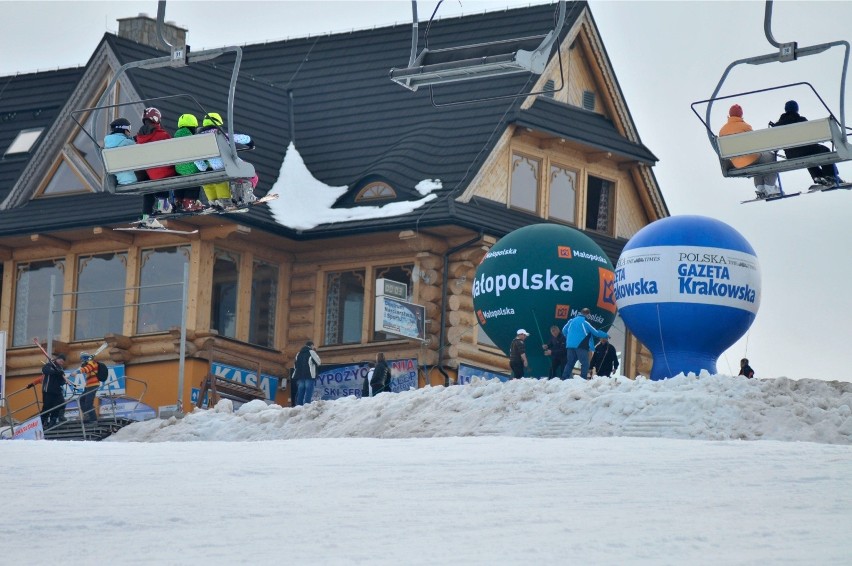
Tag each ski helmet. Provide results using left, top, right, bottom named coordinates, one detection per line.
left=143, top=107, right=162, bottom=124
left=80, top=352, right=93, bottom=362
left=109, top=117, right=131, bottom=133
left=202, top=112, right=223, bottom=127
left=177, top=113, right=198, bottom=129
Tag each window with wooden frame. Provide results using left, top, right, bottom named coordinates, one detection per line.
left=322, top=262, right=414, bottom=346
left=13, top=259, right=65, bottom=347
left=137, top=246, right=190, bottom=335
left=74, top=252, right=127, bottom=341
left=509, top=151, right=541, bottom=214
left=585, top=175, right=615, bottom=234
left=249, top=260, right=278, bottom=348
left=548, top=163, right=578, bottom=225
left=211, top=250, right=240, bottom=339
left=355, top=181, right=396, bottom=202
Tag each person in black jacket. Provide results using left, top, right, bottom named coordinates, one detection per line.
left=27, top=353, right=68, bottom=427
left=369, top=353, right=392, bottom=395
left=293, top=341, right=321, bottom=406
left=771, top=100, right=844, bottom=186
left=590, top=338, right=619, bottom=377
left=542, top=325, right=567, bottom=379
left=739, top=358, right=755, bottom=379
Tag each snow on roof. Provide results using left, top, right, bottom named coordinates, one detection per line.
left=267, top=143, right=439, bottom=231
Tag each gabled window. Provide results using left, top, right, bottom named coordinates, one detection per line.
left=35, top=81, right=133, bottom=199
left=4, top=128, right=44, bottom=156
left=586, top=175, right=614, bottom=234
left=355, top=182, right=396, bottom=202
left=510, top=152, right=540, bottom=213
left=548, top=164, right=577, bottom=224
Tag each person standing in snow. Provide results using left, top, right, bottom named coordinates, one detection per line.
left=77, top=352, right=100, bottom=423
left=561, top=308, right=609, bottom=380
left=509, top=329, right=529, bottom=379
left=542, top=325, right=567, bottom=379
left=738, top=358, right=755, bottom=379
left=27, top=353, right=68, bottom=427
left=293, top=341, right=321, bottom=406
left=369, top=352, right=392, bottom=395
left=590, top=337, right=619, bottom=377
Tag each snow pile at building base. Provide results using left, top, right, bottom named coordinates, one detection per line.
left=111, top=375, right=852, bottom=444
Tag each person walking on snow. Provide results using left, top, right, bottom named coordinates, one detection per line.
left=293, top=341, right=321, bottom=406
left=561, top=308, right=609, bottom=380
left=369, top=352, right=392, bottom=395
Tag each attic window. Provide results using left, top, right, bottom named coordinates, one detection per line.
left=582, top=91, right=596, bottom=111
left=4, top=128, right=44, bottom=156
left=355, top=182, right=396, bottom=202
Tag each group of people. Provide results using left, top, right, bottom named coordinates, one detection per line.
left=509, top=308, right=618, bottom=381
left=105, top=107, right=258, bottom=227
left=719, top=100, right=844, bottom=199
left=289, top=341, right=392, bottom=406
left=27, top=351, right=103, bottom=427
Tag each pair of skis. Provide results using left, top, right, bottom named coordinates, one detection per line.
left=117, top=193, right=278, bottom=234
left=740, top=181, right=850, bottom=204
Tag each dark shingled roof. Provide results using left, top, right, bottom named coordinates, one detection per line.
left=0, top=67, right=85, bottom=203
left=0, top=0, right=657, bottom=254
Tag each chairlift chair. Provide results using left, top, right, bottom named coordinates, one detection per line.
left=389, top=0, right=567, bottom=94
left=692, top=0, right=851, bottom=181
left=71, top=1, right=255, bottom=196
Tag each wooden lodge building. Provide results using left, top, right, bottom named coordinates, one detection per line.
left=0, top=2, right=667, bottom=415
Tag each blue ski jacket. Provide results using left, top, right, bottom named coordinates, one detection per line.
left=103, top=132, right=138, bottom=185
left=562, top=314, right=609, bottom=349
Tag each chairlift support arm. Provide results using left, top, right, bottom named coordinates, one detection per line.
left=389, top=0, right=568, bottom=91
left=704, top=0, right=850, bottom=154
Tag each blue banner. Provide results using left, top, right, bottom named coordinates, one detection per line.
left=210, top=362, right=279, bottom=401
left=63, top=364, right=126, bottom=399
left=457, top=363, right=510, bottom=385
left=314, top=362, right=372, bottom=402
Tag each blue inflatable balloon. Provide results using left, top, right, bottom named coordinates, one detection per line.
left=615, top=216, right=761, bottom=380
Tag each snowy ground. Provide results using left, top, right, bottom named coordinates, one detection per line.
left=2, top=375, right=851, bottom=565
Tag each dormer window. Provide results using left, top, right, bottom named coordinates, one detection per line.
left=4, top=128, right=44, bottom=156
left=355, top=181, right=396, bottom=202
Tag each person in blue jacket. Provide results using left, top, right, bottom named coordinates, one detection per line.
left=561, top=308, right=609, bottom=380
left=103, top=118, right=137, bottom=185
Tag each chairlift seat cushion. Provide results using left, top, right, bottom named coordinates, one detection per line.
left=717, top=118, right=835, bottom=159
left=103, top=134, right=221, bottom=173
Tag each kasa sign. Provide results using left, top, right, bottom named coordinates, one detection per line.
left=473, top=224, right=616, bottom=377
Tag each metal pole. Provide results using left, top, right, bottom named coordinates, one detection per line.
left=177, top=262, right=189, bottom=413
left=47, top=275, right=56, bottom=359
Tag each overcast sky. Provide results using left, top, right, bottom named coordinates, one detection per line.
left=2, top=1, right=850, bottom=381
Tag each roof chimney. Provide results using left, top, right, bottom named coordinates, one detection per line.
left=117, top=13, right=187, bottom=50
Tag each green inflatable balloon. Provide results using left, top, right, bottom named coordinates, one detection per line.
left=473, top=224, right=617, bottom=377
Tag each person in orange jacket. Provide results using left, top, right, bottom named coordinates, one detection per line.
left=719, top=104, right=779, bottom=199
left=77, top=352, right=100, bottom=423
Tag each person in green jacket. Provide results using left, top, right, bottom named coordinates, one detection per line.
left=173, top=113, right=206, bottom=212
